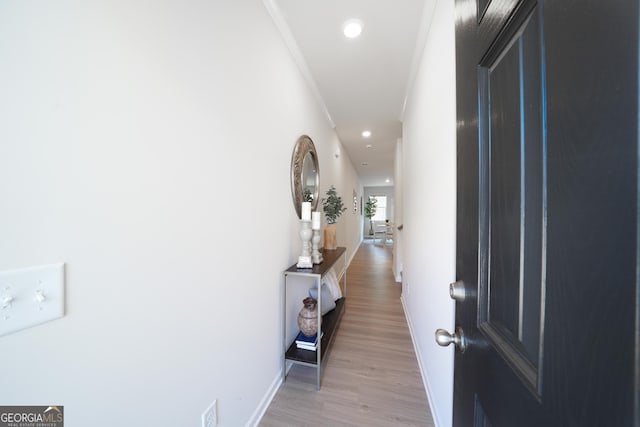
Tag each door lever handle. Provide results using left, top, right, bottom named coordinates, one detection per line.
left=435, top=327, right=468, bottom=353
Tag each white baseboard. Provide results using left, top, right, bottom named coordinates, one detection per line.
left=348, top=239, right=362, bottom=266
left=245, top=363, right=294, bottom=427
left=400, top=295, right=445, bottom=427
left=245, top=372, right=281, bottom=427
left=393, top=267, right=402, bottom=283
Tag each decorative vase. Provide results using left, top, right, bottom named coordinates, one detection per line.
left=324, top=224, right=337, bottom=250
left=297, top=297, right=318, bottom=337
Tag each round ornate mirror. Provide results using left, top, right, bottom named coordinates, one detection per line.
left=291, top=135, right=320, bottom=219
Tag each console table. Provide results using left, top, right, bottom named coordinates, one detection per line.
left=282, top=246, right=347, bottom=390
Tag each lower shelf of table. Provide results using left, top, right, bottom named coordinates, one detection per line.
left=285, top=297, right=345, bottom=365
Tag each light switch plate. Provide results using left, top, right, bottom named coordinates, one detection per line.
left=0, top=263, right=65, bottom=337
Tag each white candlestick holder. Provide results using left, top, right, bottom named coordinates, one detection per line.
left=297, top=220, right=313, bottom=269
left=312, top=229, right=323, bottom=264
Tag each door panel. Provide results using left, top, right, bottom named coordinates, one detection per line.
left=453, top=0, right=639, bottom=425
left=474, top=395, right=494, bottom=427
left=477, top=3, right=544, bottom=394
left=543, top=0, right=638, bottom=424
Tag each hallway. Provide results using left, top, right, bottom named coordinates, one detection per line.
left=260, top=241, right=435, bottom=426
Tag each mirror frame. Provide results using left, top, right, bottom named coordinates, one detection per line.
left=291, top=135, right=320, bottom=219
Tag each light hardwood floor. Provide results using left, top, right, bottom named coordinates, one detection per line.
left=260, top=240, right=435, bottom=427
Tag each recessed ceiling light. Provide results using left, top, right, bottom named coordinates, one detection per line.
left=343, top=19, right=363, bottom=38
left=385, top=179, right=391, bottom=183
left=362, top=130, right=371, bottom=138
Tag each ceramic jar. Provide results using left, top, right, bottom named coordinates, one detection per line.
left=297, top=297, right=318, bottom=337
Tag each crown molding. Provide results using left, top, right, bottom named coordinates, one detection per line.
left=263, top=0, right=336, bottom=128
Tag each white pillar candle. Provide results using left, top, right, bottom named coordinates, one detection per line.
left=301, top=202, right=312, bottom=221
left=311, top=211, right=321, bottom=230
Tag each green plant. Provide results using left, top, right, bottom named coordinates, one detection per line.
left=303, top=188, right=313, bottom=203
left=364, top=197, right=378, bottom=235
left=322, top=185, right=347, bottom=224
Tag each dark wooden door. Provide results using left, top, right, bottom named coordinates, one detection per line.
left=452, top=0, right=639, bottom=425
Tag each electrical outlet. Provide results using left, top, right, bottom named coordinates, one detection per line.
left=202, top=400, right=217, bottom=427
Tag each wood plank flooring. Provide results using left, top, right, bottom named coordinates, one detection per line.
left=260, top=240, right=435, bottom=427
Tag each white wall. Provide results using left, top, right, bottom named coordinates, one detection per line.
left=401, top=0, right=457, bottom=426
left=0, top=1, right=360, bottom=426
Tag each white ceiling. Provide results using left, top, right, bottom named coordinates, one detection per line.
left=267, top=0, right=432, bottom=187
